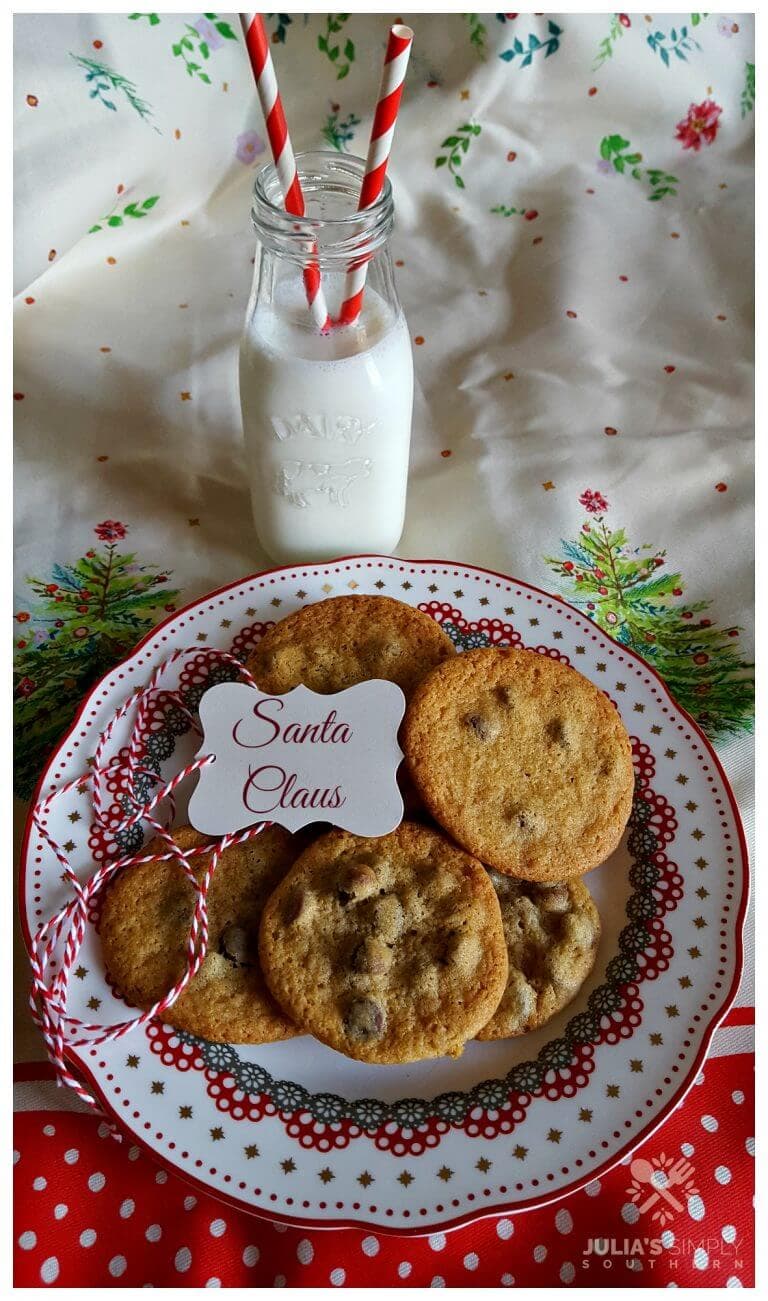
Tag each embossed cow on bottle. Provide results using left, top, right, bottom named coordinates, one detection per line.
left=273, top=458, right=374, bottom=509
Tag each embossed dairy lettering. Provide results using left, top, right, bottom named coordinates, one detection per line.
left=270, top=413, right=377, bottom=444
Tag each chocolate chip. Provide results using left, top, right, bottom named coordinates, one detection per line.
left=545, top=718, right=568, bottom=746
left=337, top=863, right=378, bottom=905
left=218, top=924, right=254, bottom=967
left=463, top=712, right=499, bottom=741
left=343, top=998, right=385, bottom=1041
left=351, top=937, right=392, bottom=976
left=495, top=685, right=513, bottom=705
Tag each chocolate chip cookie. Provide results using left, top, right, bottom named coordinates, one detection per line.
left=402, top=647, right=634, bottom=882
left=259, top=822, right=508, bottom=1064
left=477, top=873, right=601, bottom=1039
left=246, top=594, right=455, bottom=699
left=100, top=825, right=299, bottom=1044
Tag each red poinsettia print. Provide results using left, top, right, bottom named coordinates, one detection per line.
left=94, top=520, right=127, bottom=542
left=579, top=488, right=609, bottom=514
left=675, top=99, right=722, bottom=152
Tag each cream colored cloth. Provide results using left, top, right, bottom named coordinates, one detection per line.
left=14, top=13, right=754, bottom=1062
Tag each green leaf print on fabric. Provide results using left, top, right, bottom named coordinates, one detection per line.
left=268, top=14, right=293, bottom=45
left=13, top=522, right=180, bottom=800
left=490, top=204, right=539, bottom=220
left=70, top=55, right=156, bottom=125
left=741, top=62, right=755, bottom=117
left=593, top=14, right=625, bottom=70
left=435, top=122, right=482, bottom=190
left=500, top=19, right=562, bottom=67
left=599, top=134, right=679, bottom=201
left=646, top=25, right=701, bottom=67
left=129, top=12, right=238, bottom=46
left=321, top=109, right=361, bottom=152
left=543, top=493, right=754, bottom=742
left=172, top=35, right=211, bottom=83
left=207, top=15, right=238, bottom=42
left=464, top=14, right=488, bottom=60
left=318, top=15, right=355, bottom=81
left=169, top=15, right=237, bottom=85
left=88, top=196, right=160, bottom=233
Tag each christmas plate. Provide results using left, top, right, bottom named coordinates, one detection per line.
left=19, top=556, right=748, bottom=1234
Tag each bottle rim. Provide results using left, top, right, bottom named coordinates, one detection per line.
left=251, top=150, right=394, bottom=265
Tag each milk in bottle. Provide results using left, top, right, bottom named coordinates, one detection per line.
left=239, top=153, right=414, bottom=564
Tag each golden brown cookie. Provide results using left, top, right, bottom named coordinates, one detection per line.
left=402, top=647, right=634, bottom=882
left=259, top=822, right=508, bottom=1064
left=477, top=873, right=601, bottom=1040
left=246, top=595, right=455, bottom=699
left=100, top=825, right=299, bottom=1044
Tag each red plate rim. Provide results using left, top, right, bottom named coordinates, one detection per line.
left=17, top=554, right=750, bottom=1235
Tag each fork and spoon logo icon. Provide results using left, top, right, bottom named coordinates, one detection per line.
left=628, top=1153, right=698, bottom=1223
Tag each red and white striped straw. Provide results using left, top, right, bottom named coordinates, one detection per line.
left=240, top=13, right=330, bottom=331
left=336, top=23, right=413, bottom=328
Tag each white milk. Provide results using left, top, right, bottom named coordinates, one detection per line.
left=239, top=283, right=414, bottom=564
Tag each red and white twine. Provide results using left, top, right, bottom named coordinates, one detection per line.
left=27, top=646, right=270, bottom=1119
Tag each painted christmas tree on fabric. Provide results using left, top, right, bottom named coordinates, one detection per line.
left=13, top=522, right=179, bottom=798
left=544, top=492, right=753, bottom=741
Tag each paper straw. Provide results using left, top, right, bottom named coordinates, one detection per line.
left=336, top=24, right=413, bottom=328
left=240, top=13, right=330, bottom=331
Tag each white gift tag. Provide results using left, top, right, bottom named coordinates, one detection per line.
left=187, top=680, right=405, bottom=837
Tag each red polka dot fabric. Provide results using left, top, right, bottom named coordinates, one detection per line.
left=14, top=1053, right=753, bottom=1287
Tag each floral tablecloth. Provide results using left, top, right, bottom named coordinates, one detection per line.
left=14, top=12, right=754, bottom=1288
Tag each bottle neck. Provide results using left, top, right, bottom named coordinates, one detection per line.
left=251, top=151, right=394, bottom=270
left=248, top=150, right=400, bottom=331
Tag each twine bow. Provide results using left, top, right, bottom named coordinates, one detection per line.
left=27, top=646, right=270, bottom=1125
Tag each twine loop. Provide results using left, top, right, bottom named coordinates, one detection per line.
left=27, top=646, right=267, bottom=1118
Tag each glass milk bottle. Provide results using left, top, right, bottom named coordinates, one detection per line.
left=239, top=151, right=414, bottom=564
